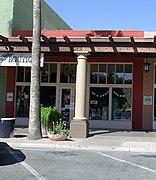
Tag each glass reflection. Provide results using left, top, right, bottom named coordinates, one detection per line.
left=116, top=64, right=123, bottom=84
left=112, top=88, right=132, bottom=120
left=90, top=64, right=98, bottom=83
left=16, top=86, right=30, bottom=117
left=25, top=67, right=31, bottom=82
left=16, top=67, right=24, bottom=82
left=89, top=87, right=109, bottom=120
left=60, top=64, right=76, bottom=83
left=108, top=64, right=115, bottom=84
left=41, top=64, right=48, bottom=82
left=50, top=64, right=57, bottom=83
left=99, top=64, right=106, bottom=83
left=125, top=64, right=132, bottom=84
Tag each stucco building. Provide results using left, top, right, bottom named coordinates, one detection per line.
left=1, top=30, right=156, bottom=137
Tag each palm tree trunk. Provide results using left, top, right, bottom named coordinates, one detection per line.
left=28, top=0, right=42, bottom=139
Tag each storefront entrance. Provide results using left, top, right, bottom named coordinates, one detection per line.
left=60, top=87, right=75, bottom=123
left=88, top=63, right=133, bottom=129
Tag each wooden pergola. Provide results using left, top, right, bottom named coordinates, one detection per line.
left=0, top=34, right=156, bottom=57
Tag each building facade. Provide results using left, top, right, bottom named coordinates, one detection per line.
left=1, top=30, right=156, bottom=137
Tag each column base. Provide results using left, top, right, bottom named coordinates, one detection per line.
left=70, top=119, right=89, bottom=138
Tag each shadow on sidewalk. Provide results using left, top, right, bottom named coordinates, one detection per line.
left=89, top=128, right=155, bottom=137
left=0, top=142, right=26, bottom=166
left=89, top=129, right=129, bottom=137
left=14, top=126, right=28, bottom=138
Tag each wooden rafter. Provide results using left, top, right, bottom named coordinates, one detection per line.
left=41, top=35, right=49, bottom=43
left=63, top=35, right=70, bottom=43
left=109, top=35, right=114, bottom=43
left=130, top=36, right=135, bottom=44
left=0, top=35, right=155, bottom=57
left=0, top=35, right=8, bottom=43
left=154, top=36, right=156, bottom=44
left=85, top=35, right=91, bottom=43
left=19, top=36, right=28, bottom=43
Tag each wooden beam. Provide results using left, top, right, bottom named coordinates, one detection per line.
left=154, top=36, right=156, bottom=44
left=41, top=35, right=49, bottom=43
left=63, top=35, right=70, bottom=43
left=0, top=45, right=155, bottom=55
left=85, top=35, right=91, bottom=43
left=0, top=35, right=8, bottom=43
left=19, top=36, right=28, bottom=43
left=4, top=46, right=14, bottom=51
left=130, top=36, right=135, bottom=44
left=109, top=35, right=114, bottom=43
left=49, top=37, right=56, bottom=42
left=0, top=36, right=156, bottom=56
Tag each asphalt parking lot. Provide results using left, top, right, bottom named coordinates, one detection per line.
left=1, top=142, right=156, bottom=180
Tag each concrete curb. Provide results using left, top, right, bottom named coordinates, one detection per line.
left=6, top=142, right=156, bottom=153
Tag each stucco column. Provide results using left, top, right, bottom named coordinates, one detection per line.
left=70, top=51, right=89, bottom=138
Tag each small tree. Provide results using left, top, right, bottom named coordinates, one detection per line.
left=28, top=0, right=42, bottom=140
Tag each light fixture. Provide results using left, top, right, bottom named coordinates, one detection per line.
left=144, top=59, right=151, bottom=73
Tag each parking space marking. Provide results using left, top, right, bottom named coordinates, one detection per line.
left=97, top=152, right=156, bottom=174
left=6, top=147, right=47, bottom=180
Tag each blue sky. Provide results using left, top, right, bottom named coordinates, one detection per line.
left=45, top=0, right=156, bottom=31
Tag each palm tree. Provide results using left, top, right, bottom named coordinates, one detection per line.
left=28, top=0, right=42, bottom=139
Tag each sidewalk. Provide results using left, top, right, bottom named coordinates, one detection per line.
left=1, top=127, right=156, bottom=152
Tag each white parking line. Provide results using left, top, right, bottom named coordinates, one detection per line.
left=6, top=147, right=47, bottom=180
left=97, top=152, right=156, bottom=174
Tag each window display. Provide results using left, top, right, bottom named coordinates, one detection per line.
left=16, top=86, right=30, bottom=117
left=89, top=88, right=109, bottom=120
left=61, top=89, right=70, bottom=122
left=112, top=88, right=132, bottom=120
left=16, top=86, right=56, bottom=117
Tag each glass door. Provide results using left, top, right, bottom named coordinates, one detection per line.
left=60, top=88, right=75, bottom=123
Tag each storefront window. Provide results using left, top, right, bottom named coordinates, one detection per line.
left=61, top=89, right=70, bottom=122
left=41, top=64, right=49, bottom=82
left=90, top=64, right=98, bottom=83
left=17, top=63, right=57, bottom=83
left=116, top=64, right=124, bottom=84
left=50, top=64, right=57, bottom=83
left=125, top=64, right=132, bottom=84
left=40, top=87, right=56, bottom=107
left=16, top=67, right=24, bottom=82
left=112, top=88, right=132, bottom=120
left=16, top=86, right=56, bottom=117
left=60, top=64, right=76, bottom=83
left=90, top=64, right=132, bottom=84
left=16, top=86, right=30, bottom=117
left=108, top=64, right=115, bottom=84
left=99, top=65, right=106, bottom=84
left=89, top=87, right=109, bottom=120
left=25, top=68, right=31, bottom=82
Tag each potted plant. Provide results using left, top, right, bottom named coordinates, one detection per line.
left=41, top=105, right=69, bottom=140
left=48, top=120, right=69, bottom=141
